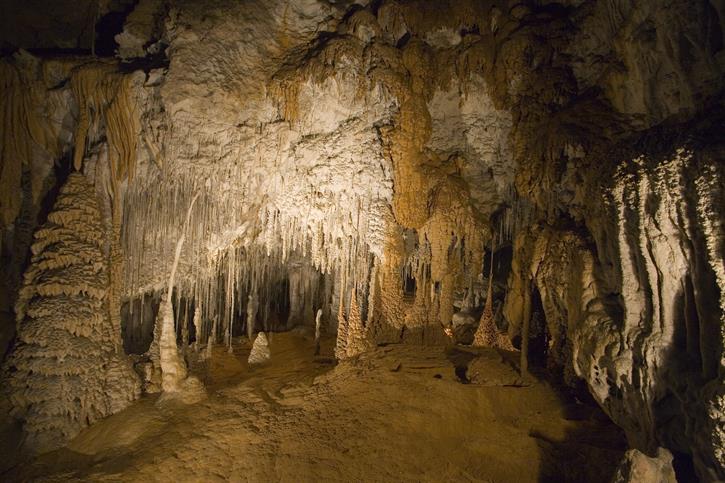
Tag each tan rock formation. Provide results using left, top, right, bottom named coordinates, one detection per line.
left=3, top=173, right=139, bottom=453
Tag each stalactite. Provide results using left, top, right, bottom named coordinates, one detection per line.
left=0, top=62, right=33, bottom=229
left=0, top=57, right=60, bottom=230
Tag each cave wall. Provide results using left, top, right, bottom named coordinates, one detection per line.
left=504, top=133, right=725, bottom=481
left=0, top=0, right=723, bottom=477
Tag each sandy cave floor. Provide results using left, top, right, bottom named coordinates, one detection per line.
left=3, top=332, right=626, bottom=482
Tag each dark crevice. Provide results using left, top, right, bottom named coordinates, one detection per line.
left=94, top=1, right=138, bottom=57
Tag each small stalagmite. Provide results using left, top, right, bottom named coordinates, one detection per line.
left=248, top=332, right=271, bottom=365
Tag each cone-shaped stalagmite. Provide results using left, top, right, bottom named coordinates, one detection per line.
left=473, top=240, right=514, bottom=351
left=248, top=332, right=271, bottom=365
left=3, top=173, right=140, bottom=453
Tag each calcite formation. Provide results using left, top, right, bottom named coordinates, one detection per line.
left=3, top=173, right=139, bottom=453
left=0, top=0, right=723, bottom=479
left=247, top=332, right=271, bottom=366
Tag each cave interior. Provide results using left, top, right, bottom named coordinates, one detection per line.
left=0, top=0, right=724, bottom=482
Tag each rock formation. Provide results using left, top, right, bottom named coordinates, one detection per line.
left=193, top=304, right=202, bottom=352
left=2, top=173, right=139, bottom=453
left=612, top=448, right=677, bottom=483
left=0, top=0, right=723, bottom=479
left=344, top=289, right=370, bottom=359
left=473, top=241, right=514, bottom=351
left=246, top=294, right=258, bottom=341
left=247, top=332, right=271, bottom=365
left=314, top=308, right=322, bottom=356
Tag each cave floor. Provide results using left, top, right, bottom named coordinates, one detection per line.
left=7, top=332, right=625, bottom=482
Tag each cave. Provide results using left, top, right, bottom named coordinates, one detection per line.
left=0, top=1, right=723, bottom=482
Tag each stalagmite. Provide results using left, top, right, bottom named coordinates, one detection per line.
left=473, top=240, right=515, bottom=350
left=2, top=173, right=139, bottom=453
left=247, top=332, right=271, bottom=365
left=158, top=193, right=204, bottom=400
left=206, top=316, right=218, bottom=361
left=193, top=305, right=202, bottom=352
left=143, top=301, right=163, bottom=392
left=314, top=308, right=322, bottom=356
left=473, top=245, right=497, bottom=347
left=334, top=290, right=348, bottom=360
left=345, top=288, right=369, bottom=358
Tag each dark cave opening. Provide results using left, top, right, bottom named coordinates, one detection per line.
left=672, top=450, right=698, bottom=483
left=121, top=292, right=159, bottom=354
left=528, top=285, right=549, bottom=369
left=94, top=1, right=137, bottom=57
left=403, top=272, right=417, bottom=298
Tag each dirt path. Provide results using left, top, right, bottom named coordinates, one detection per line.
left=7, top=333, right=625, bottom=482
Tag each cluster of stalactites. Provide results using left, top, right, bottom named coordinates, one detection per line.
left=121, top=163, right=383, bottom=343
left=126, top=240, right=379, bottom=360
left=123, top=168, right=383, bottom=284
left=496, top=184, right=535, bottom=246
left=69, top=61, right=140, bottom=183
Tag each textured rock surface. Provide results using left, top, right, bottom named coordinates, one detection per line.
left=0, top=0, right=723, bottom=478
left=248, top=332, right=271, bottom=365
left=611, top=448, right=677, bottom=483
left=2, top=173, right=140, bottom=453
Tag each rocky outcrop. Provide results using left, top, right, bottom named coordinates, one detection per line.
left=611, top=448, right=677, bottom=483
